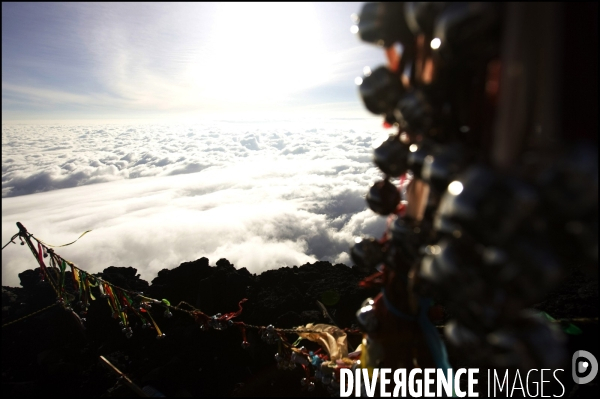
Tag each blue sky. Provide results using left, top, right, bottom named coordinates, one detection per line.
left=2, top=2, right=386, bottom=122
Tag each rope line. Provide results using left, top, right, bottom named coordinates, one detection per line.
left=7, top=224, right=596, bottom=338
left=2, top=233, right=19, bottom=250
left=35, top=230, right=93, bottom=248
left=2, top=303, right=57, bottom=328
left=9, top=226, right=345, bottom=336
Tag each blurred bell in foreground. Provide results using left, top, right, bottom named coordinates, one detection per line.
left=356, top=2, right=414, bottom=48
left=404, top=2, right=448, bottom=37
left=359, top=66, right=404, bottom=119
left=373, top=135, right=411, bottom=177
left=366, top=179, right=401, bottom=215
left=351, top=237, right=385, bottom=272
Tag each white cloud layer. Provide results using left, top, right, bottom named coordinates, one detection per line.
left=2, top=120, right=390, bottom=286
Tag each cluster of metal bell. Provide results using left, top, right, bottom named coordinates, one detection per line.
left=207, top=313, right=229, bottom=330
left=73, top=299, right=89, bottom=317
left=319, top=368, right=341, bottom=396
left=300, top=378, right=316, bottom=392
left=418, top=158, right=595, bottom=367
left=121, top=326, right=133, bottom=339
left=355, top=298, right=378, bottom=333
left=304, top=364, right=342, bottom=396
left=261, top=325, right=279, bottom=344
left=350, top=237, right=384, bottom=272
left=274, top=352, right=297, bottom=370
left=444, top=310, right=567, bottom=370
left=117, top=320, right=133, bottom=338
left=349, top=1, right=597, bottom=372
left=59, top=298, right=75, bottom=313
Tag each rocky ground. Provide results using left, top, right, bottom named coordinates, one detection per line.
left=2, top=258, right=598, bottom=397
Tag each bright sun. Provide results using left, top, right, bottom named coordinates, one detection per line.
left=187, top=3, right=333, bottom=106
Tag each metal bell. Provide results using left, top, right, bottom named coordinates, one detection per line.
left=486, top=311, right=567, bottom=370
left=432, top=2, right=502, bottom=63
left=406, top=144, right=429, bottom=179
left=420, top=144, right=466, bottom=192
left=373, top=135, right=411, bottom=177
left=404, top=2, right=448, bottom=36
left=394, top=90, right=434, bottom=138
left=356, top=298, right=378, bottom=332
left=435, top=166, right=539, bottom=245
left=366, top=179, right=400, bottom=215
left=443, top=319, right=491, bottom=366
left=359, top=65, right=404, bottom=117
left=357, top=2, right=414, bottom=47
left=351, top=237, right=385, bottom=271
left=217, top=321, right=227, bottom=330
left=419, top=238, right=486, bottom=305
left=444, top=319, right=482, bottom=347
left=241, top=341, right=250, bottom=349
left=386, top=216, right=421, bottom=268
left=163, top=310, right=173, bottom=318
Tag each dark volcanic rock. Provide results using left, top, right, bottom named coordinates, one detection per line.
left=1, top=258, right=375, bottom=397
left=146, top=257, right=212, bottom=306
left=95, top=266, right=149, bottom=292
left=2, top=257, right=596, bottom=397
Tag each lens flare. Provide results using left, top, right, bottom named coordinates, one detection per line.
left=448, top=181, right=464, bottom=196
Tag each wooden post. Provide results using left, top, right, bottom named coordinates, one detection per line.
left=99, top=356, right=149, bottom=397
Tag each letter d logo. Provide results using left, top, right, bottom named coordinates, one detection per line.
left=572, top=350, right=598, bottom=384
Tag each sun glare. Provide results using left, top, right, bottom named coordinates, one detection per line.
left=188, top=3, right=331, bottom=105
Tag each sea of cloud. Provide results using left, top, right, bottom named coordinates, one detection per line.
left=1, top=120, right=390, bottom=287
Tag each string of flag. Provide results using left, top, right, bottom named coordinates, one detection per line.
left=3, top=222, right=364, bottom=393
left=3, top=223, right=594, bottom=394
